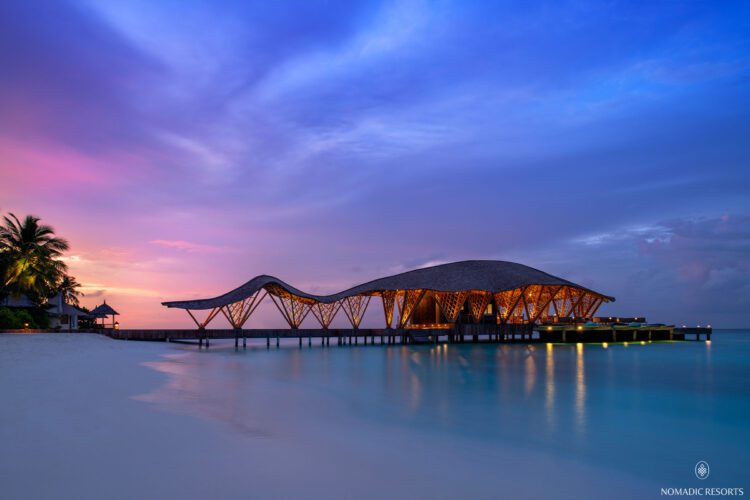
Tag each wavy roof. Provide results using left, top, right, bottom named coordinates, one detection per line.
left=162, top=260, right=614, bottom=310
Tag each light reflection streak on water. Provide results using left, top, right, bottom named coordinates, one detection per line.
left=412, top=350, right=424, bottom=411
left=545, top=343, right=555, bottom=430
left=705, top=339, right=713, bottom=399
left=498, top=346, right=510, bottom=398
left=436, top=345, right=450, bottom=420
left=524, top=348, right=536, bottom=396
left=575, top=343, right=586, bottom=434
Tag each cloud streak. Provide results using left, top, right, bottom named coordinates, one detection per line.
left=150, top=240, right=227, bottom=253
left=0, top=0, right=748, bottom=327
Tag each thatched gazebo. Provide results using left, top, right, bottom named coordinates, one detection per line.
left=89, top=301, right=119, bottom=329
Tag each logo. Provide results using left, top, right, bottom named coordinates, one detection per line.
left=659, top=461, right=744, bottom=496
left=695, top=461, right=710, bottom=480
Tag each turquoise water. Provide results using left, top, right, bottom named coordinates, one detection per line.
left=1, top=331, right=748, bottom=499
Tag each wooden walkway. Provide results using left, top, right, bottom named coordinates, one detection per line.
left=106, top=324, right=711, bottom=347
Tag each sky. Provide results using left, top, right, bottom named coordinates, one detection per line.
left=1, top=0, right=749, bottom=328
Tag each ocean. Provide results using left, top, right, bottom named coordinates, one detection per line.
left=1, top=331, right=747, bottom=499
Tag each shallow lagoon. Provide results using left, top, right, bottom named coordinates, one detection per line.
left=1, top=332, right=748, bottom=499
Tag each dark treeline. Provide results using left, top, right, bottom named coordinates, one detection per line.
left=0, top=213, right=83, bottom=329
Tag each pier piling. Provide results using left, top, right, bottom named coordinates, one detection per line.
left=108, top=324, right=711, bottom=348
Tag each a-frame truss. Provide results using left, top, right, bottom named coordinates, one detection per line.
left=433, top=290, right=468, bottom=323
left=397, top=289, right=426, bottom=328
left=381, top=290, right=397, bottom=329
left=569, top=289, right=587, bottom=318
left=552, top=286, right=572, bottom=317
left=540, top=286, right=564, bottom=323
left=268, top=291, right=313, bottom=329
left=494, top=287, right=525, bottom=324
left=340, top=295, right=371, bottom=329
left=521, top=285, right=543, bottom=321
left=184, top=281, right=608, bottom=333
left=186, top=307, right=222, bottom=329
left=310, top=301, right=342, bottom=329
left=220, top=290, right=266, bottom=329
left=467, top=291, right=491, bottom=323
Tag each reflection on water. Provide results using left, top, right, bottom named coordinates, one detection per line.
left=575, top=342, right=586, bottom=433
left=4, top=331, right=749, bottom=500
left=524, top=347, right=537, bottom=396
left=132, top=335, right=749, bottom=488
left=545, top=343, right=555, bottom=430
left=134, top=343, right=591, bottom=439
left=135, top=353, right=269, bottom=437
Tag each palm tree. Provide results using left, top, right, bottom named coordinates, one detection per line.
left=57, top=275, right=83, bottom=306
left=0, top=213, right=70, bottom=301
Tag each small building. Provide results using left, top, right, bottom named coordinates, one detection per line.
left=45, top=292, right=91, bottom=331
left=89, top=301, right=119, bottom=329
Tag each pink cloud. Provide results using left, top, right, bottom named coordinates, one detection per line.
left=150, top=239, right=226, bottom=253
left=0, top=138, right=110, bottom=190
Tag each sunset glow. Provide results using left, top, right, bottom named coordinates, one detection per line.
left=1, top=1, right=748, bottom=328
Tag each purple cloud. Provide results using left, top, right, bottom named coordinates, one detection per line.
left=0, top=0, right=748, bottom=327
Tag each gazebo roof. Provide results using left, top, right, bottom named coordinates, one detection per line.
left=89, top=302, right=119, bottom=317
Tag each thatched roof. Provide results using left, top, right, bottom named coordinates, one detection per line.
left=162, top=260, right=614, bottom=310
left=89, top=302, right=119, bottom=317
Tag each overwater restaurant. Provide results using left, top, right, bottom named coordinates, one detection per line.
left=162, top=260, right=614, bottom=331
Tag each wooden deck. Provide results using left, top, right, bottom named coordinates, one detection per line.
left=107, top=327, right=531, bottom=346
left=106, top=324, right=711, bottom=347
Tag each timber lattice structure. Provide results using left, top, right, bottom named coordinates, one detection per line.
left=162, top=260, right=614, bottom=332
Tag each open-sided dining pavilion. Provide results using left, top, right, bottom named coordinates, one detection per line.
left=159, top=260, right=620, bottom=346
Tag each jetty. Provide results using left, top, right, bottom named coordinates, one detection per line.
left=107, top=323, right=711, bottom=347
left=135, top=260, right=711, bottom=348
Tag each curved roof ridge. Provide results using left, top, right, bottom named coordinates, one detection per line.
left=162, top=260, right=614, bottom=310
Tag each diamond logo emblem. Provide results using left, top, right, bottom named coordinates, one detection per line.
left=695, top=461, right=710, bottom=480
